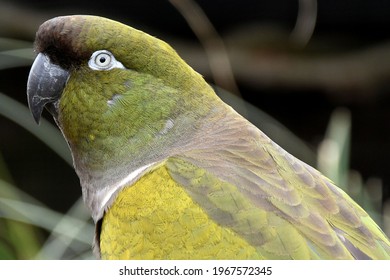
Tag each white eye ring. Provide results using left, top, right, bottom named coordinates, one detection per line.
left=88, top=50, right=125, bottom=71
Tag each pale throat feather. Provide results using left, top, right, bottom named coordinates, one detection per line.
left=92, top=161, right=159, bottom=221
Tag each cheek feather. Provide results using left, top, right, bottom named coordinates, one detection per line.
left=107, top=94, right=123, bottom=107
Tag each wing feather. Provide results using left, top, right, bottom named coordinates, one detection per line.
left=166, top=107, right=390, bottom=259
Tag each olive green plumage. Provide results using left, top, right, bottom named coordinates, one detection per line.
left=27, top=15, right=390, bottom=259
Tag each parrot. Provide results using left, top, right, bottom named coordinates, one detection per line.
left=26, top=15, right=390, bottom=260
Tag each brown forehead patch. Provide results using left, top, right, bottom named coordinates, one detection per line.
left=34, top=16, right=92, bottom=68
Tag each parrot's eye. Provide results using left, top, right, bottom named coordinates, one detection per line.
left=96, top=53, right=111, bottom=67
left=88, top=50, right=125, bottom=71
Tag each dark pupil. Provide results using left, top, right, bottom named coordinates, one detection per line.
left=99, top=56, right=106, bottom=64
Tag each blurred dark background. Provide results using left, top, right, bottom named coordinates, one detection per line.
left=0, top=0, right=389, bottom=259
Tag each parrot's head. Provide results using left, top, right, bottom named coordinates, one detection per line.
left=27, top=15, right=221, bottom=219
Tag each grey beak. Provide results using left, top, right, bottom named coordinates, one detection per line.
left=27, top=53, right=69, bottom=124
